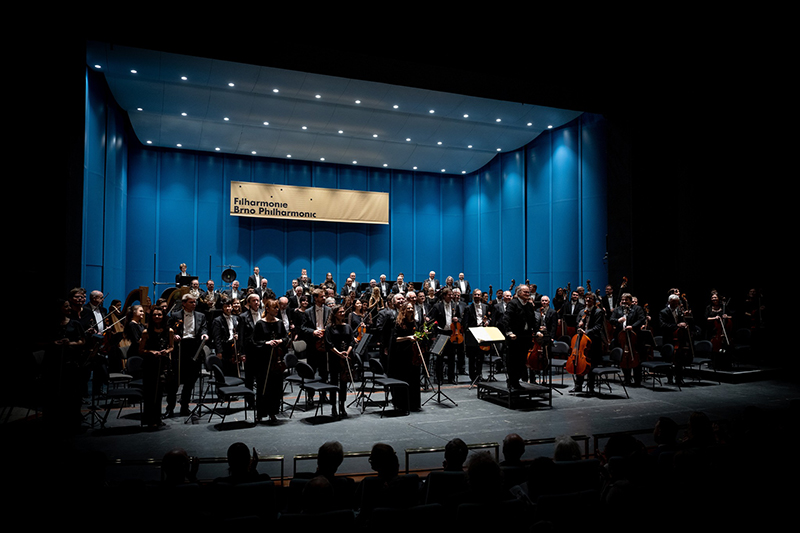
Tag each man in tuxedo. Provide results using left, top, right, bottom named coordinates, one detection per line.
left=610, top=293, right=646, bottom=386
left=257, top=278, right=276, bottom=303
left=302, top=288, right=332, bottom=387
left=238, top=293, right=262, bottom=394
left=168, top=294, right=209, bottom=416
left=463, top=289, right=490, bottom=382
left=423, top=271, right=440, bottom=295
left=558, top=291, right=585, bottom=340
left=571, top=292, right=605, bottom=394
left=340, top=277, right=357, bottom=300
left=499, top=285, right=536, bottom=390
left=428, top=287, right=461, bottom=384
left=248, top=267, right=263, bottom=290
left=530, top=295, right=558, bottom=384
left=456, top=273, right=471, bottom=302
left=379, top=274, right=392, bottom=300
left=199, top=280, right=220, bottom=314
left=83, top=290, right=108, bottom=335
left=211, top=298, right=239, bottom=377
left=288, top=285, right=305, bottom=310
left=224, top=280, right=245, bottom=302
left=391, top=273, right=407, bottom=296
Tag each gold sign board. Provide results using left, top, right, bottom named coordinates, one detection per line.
left=230, top=181, right=389, bottom=225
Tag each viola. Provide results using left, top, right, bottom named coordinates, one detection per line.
left=527, top=333, right=549, bottom=371
left=450, top=319, right=463, bottom=344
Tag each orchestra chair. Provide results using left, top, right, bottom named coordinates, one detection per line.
left=359, top=358, right=409, bottom=417
left=590, top=347, right=629, bottom=398
left=109, top=345, right=133, bottom=388
left=550, top=341, right=569, bottom=384
left=96, top=363, right=143, bottom=428
left=688, top=340, right=719, bottom=384
left=207, top=359, right=255, bottom=423
left=288, top=361, right=339, bottom=418
left=124, top=355, right=144, bottom=391
left=641, top=344, right=681, bottom=391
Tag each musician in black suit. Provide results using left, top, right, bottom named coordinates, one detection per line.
left=238, top=293, right=262, bottom=395
left=455, top=273, right=471, bottom=302
left=530, top=295, right=558, bottom=384
left=463, top=289, right=491, bottom=382
left=428, top=287, right=461, bottom=384
left=211, top=298, right=239, bottom=377
left=658, top=293, right=693, bottom=384
left=391, top=273, right=407, bottom=296
left=558, top=291, right=585, bottom=341
left=302, top=288, right=332, bottom=388
left=340, top=277, right=357, bottom=300
left=499, top=285, right=536, bottom=390
left=167, top=293, right=208, bottom=417
left=378, top=274, right=392, bottom=300
left=247, top=266, right=263, bottom=290
left=256, top=278, right=276, bottom=303
left=423, top=271, right=440, bottom=295
left=609, top=293, right=646, bottom=386
left=570, top=293, right=605, bottom=394
left=223, top=280, right=245, bottom=302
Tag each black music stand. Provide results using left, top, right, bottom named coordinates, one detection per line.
left=422, top=334, right=457, bottom=407
left=466, top=326, right=505, bottom=389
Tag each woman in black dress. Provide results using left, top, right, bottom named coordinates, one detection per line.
left=324, top=305, right=354, bottom=419
left=252, top=298, right=288, bottom=423
left=124, top=304, right=146, bottom=356
left=42, top=299, right=86, bottom=431
left=389, top=302, right=421, bottom=411
left=138, top=307, right=173, bottom=427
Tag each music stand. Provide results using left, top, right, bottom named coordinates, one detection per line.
left=467, top=326, right=505, bottom=389
left=422, top=334, right=457, bottom=407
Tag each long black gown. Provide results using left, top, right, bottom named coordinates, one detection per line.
left=324, top=323, right=354, bottom=413
left=389, top=320, right=421, bottom=411
left=139, top=326, right=171, bottom=426
left=252, top=319, right=288, bottom=419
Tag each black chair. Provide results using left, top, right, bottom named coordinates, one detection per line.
left=289, top=362, right=339, bottom=418
left=550, top=341, right=570, bottom=384
left=641, top=343, right=680, bottom=391
left=97, top=363, right=143, bottom=427
left=207, top=360, right=255, bottom=423
left=688, top=340, right=719, bottom=384
left=360, top=359, right=409, bottom=417
left=424, top=470, right=468, bottom=505
left=590, top=347, right=628, bottom=398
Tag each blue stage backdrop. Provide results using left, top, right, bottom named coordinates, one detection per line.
left=83, top=68, right=607, bottom=303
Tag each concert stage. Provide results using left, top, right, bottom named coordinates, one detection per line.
left=3, top=364, right=798, bottom=484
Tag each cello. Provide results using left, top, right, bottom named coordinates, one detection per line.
left=566, top=306, right=592, bottom=376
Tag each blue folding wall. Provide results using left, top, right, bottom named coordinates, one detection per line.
left=84, top=68, right=608, bottom=302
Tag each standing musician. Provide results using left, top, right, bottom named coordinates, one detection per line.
left=609, top=293, right=646, bottom=386
left=238, top=293, right=262, bottom=401
left=211, top=298, right=240, bottom=377
left=659, top=293, right=693, bottom=385
left=389, top=301, right=423, bottom=411
left=570, top=292, right=605, bottom=394
left=124, top=304, right=146, bottom=357
left=302, top=288, right=332, bottom=398
left=529, top=295, right=557, bottom=384
left=252, top=298, right=289, bottom=423
left=558, top=290, right=584, bottom=341
left=463, top=288, right=491, bottom=383
left=167, top=294, right=208, bottom=417
left=42, top=299, right=86, bottom=432
left=705, top=291, right=733, bottom=369
left=139, top=306, right=173, bottom=427
left=429, top=287, right=461, bottom=385
left=499, top=284, right=537, bottom=390
left=324, top=304, right=354, bottom=419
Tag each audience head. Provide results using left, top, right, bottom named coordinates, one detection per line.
left=317, top=441, right=344, bottom=476
left=654, top=416, right=679, bottom=446
left=443, top=438, right=469, bottom=471
left=226, top=442, right=252, bottom=475
left=369, top=443, right=399, bottom=479
left=502, top=433, right=525, bottom=464
left=161, top=448, right=192, bottom=485
left=466, top=451, right=503, bottom=497
left=553, top=435, right=582, bottom=461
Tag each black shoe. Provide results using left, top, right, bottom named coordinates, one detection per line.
left=179, top=407, right=191, bottom=417
left=162, top=409, right=174, bottom=419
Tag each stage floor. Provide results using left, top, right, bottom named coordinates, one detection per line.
left=3, top=365, right=799, bottom=483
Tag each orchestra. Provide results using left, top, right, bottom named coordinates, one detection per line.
left=40, top=268, right=767, bottom=429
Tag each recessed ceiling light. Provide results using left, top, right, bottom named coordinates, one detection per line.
left=440, top=169, right=446, bottom=172
left=137, top=107, right=143, bottom=112
left=548, top=125, right=553, bottom=129
left=263, top=121, right=270, bottom=126
left=146, top=140, right=152, bottom=144
left=352, top=161, right=358, bottom=165
left=527, top=122, right=533, bottom=127
left=496, top=148, right=502, bottom=152
left=496, top=118, right=502, bottom=123
left=302, top=126, right=308, bottom=130
left=177, top=144, right=182, bottom=147
left=228, top=82, right=235, bottom=87
left=287, top=154, right=292, bottom=158
left=338, top=130, right=344, bottom=134
left=224, top=117, right=230, bottom=121
left=429, top=110, right=435, bottom=114
left=315, top=94, right=321, bottom=99
left=383, top=164, right=388, bottom=167
left=215, top=147, right=220, bottom=151
left=393, top=105, right=399, bottom=109
left=437, top=141, right=443, bottom=145
left=320, top=157, right=326, bottom=161
left=94, top=64, right=102, bottom=69
left=273, top=89, right=279, bottom=93
left=413, top=166, right=418, bottom=170
left=181, top=112, right=187, bottom=116
left=130, top=69, right=137, bottom=74
left=355, top=100, right=361, bottom=104
left=251, top=151, right=257, bottom=155
left=373, top=134, right=378, bottom=138
left=181, top=76, right=187, bottom=81
left=468, top=145, right=473, bottom=149
left=406, top=138, right=411, bottom=142
left=463, top=114, right=469, bottom=118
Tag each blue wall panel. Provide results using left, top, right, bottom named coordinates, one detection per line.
left=86, top=72, right=608, bottom=304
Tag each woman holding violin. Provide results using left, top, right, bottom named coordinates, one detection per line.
left=253, top=298, right=289, bottom=423
left=324, top=304, right=355, bottom=419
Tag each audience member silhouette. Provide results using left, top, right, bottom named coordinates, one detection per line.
left=213, top=442, right=271, bottom=484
